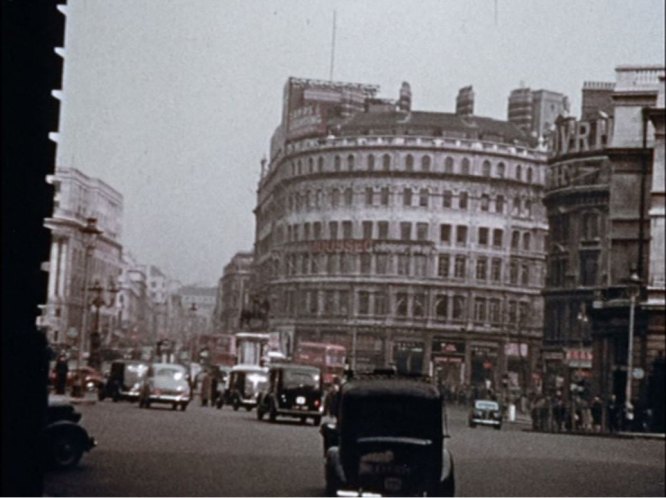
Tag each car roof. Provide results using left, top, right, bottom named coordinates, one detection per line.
left=269, top=363, right=320, bottom=372
left=231, top=364, right=268, bottom=373
left=152, top=363, right=186, bottom=370
left=342, top=379, right=441, bottom=400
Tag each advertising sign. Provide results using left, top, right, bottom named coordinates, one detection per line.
left=564, top=348, right=593, bottom=368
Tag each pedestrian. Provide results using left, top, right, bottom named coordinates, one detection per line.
left=200, top=369, right=211, bottom=407
left=607, top=395, right=619, bottom=432
left=54, top=353, right=69, bottom=395
left=325, top=376, right=342, bottom=418
left=591, top=396, right=603, bottom=432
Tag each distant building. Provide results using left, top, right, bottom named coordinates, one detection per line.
left=581, top=81, right=615, bottom=120
left=117, top=252, right=151, bottom=349
left=214, top=251, right=254, bottom=335
left=508, top=87, right=569, bottom=139
left=543, top=65, right=665, bottom=430
left=40, top=167, right=124, bottom=352
left=180, top=285, right=217, bottom=334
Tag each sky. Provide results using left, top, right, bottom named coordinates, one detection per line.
left=56, top=0, right=665, bottom=286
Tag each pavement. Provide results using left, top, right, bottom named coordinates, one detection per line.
left=49, top=391, right=98, bottom=405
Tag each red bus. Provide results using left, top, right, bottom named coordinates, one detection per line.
left=294, top=342, right=346, bottom=385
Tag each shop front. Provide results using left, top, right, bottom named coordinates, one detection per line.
left=432, top=339, right=466, bottom=389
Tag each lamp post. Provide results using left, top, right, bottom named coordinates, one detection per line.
left=188, top=303, right=198, bottom=360
left=624, top=270, right=642, bottom=427
left=88, top=278, right=119, bottom=370
left=72, top=217, right=102, bottom=397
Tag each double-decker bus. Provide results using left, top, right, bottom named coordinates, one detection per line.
left=294, top=341, right=346, bottom=385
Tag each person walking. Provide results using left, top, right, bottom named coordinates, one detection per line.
left=54, top=354, right=69, bottom=395
left=607, top=395, right=619, bottom=433
left=591, top=396, right=603, bottom=433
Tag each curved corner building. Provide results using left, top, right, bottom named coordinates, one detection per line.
left=253, top=77, right=548, bottom=392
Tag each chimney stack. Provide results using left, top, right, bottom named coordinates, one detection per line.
left=456, top=86, right=474, bottom=116
left=398, top=82, right=412, bottom=112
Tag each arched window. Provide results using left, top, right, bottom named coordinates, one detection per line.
left=442, top=190, right=453, bottom=208
left=421, top=155, right=431, bottom=172
left=304, top=191, right=311, bottom=210
left=497, top=162, right=506, bottom=178
left=334, top=155, right=341, bottom=172
left=527, top=167, right=533, bottom=183
left=496, top=195, right=505, bottom=213
left=308, top=157, right=314, bottom=173
left=291, top=162, right=296, bottom=176
left=513, top=196, right=521, bottom=214
left=367, top=155, right=375, bottom=171
left=525, top=199, right=532, bottom=217
left=436, top=296, right=448, bottom=319
left=480, top=194, right=490, bottom=211
left=461, top=158, right=471, bottom=175
left=317, top=156, right=324, bottom=172
left=403, top=188, right=413, bottom=206
left=315, top=190, right=323, bottom=207
left=331, top=189, right=340, bottom=208
left=516, top=164, right=522, bottom=181
left=459, top=191, right=469, bottom=209
left=344, top=187, right=353, bottom=206
left=405, top=154, right=414, bottom=171
left=382, top=154, right=391, bottom=171
left=482, top=160, right=491, bottom=177
left=444, top=156, right=454, bottom=173
left=511, top=231, right=520, bottom=249
left=347, top=154, right=355, bottom=171
left=522, top=232, right=531, bottom=251
left=582, top=212, right=600, bottom=240
left=419, top=188, right=429, bottom=207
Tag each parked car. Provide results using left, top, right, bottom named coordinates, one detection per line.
left=469, top=399, right=502, bottom=430
left=320, top=376, right=455, bottom=497
left=220, top=364, right=268, bottom=411
left=139, top=363, right=191, bottom=411
left=256, top=363, right=323, bottom=425
left=99, top=360, right=149, bottom=402
left=44, top=398, right=96, bottom=470
left=49, top=365, right=105, bottom=393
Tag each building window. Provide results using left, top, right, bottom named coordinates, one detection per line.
left=474, top=297, right=487, bottom=322
left=521, top=263, right=529, bottom=286
left=456, top=225, right=468, bottom=245
left=419, top=188, right=429, bottom=207
left=444, top=156, right=454, bottom=173
left=309, top=290, right=318, bottom=314
left=496, top=195, right=505, bottom=213
left=482, top=160, right=491, bottom=177
left=476, top=256, right=488, bottom=280
left=397, top=254, right=410, bottom=275
left=454, top=255, right=466, bottom=278
left=383, top=154, right=391, bottom=171
left=358, top=291, right=370, bottom=315
left=339, top=290, right=349, bottom=316
left=403, top=188, right=412, bottom=206
left=414, top=254, right=427, bottom=276
left=380, top=187, right=390, bottom=206
left=440, top=224, right=452, bottom=244
left=522, top=232, right=531, bottom=251
left=342, top=220, right=352, bottom=239
left=442, top=190, right=452, bottom=208
left=313, top=222, right=322, bottom=240
left=334, top=155, right=341, bottom=171
left=518, top=302, right=530, bottom=325
left=318, top=156, right=324, bottom=172
left=347, top=154, right=355, bottom=171
left=478, top=227, right=489, bottom=246
left=582, top=212, right=600, bottom=240
left=489, top=298, right=501, bottom=323
left=492, top=229, right=503, bottom=248
left=344, top=187, right=353, bottom=206
left=413, top=293, right=426, bottom=317
left=302, top=254, right=310, bottom=274
left=510, top=260, right=519, bottom=284
left=375, top=292, right=387, bottom=316
left=511, top=230, right=520, bottom=250
left=329, top=221, right=339, bottom=240
left=303, top=222, right=311, bottom=240
left=376, top=253, right=388, bottom=274
left=360, top=253, right=371, bottom=274
left=416, top=222, right=428, bottom=241
left=297, top=160, right=302, bottom=175
left=331, top=189, right=340, bottom=208
left=508, top=300, right=517, bottom=323
left=580, top=251, right=599, bottom=286
left=435, top=295, right=448, bottom=320
left=497, top=162, right=506, bottom=178
left=378, top=221, right=389, bottom=239
left=365, top=187, right=374, bottom=206
left=362, top=221, right=373, bottom=239
left=453, top=295, right=466, bottom=320
left=315, top=189, right=323, bottom=208
left=461, top=158, right=470, bottom=175
left=367, top=155, right=375, bottom=171
left=516, top=165, right=522, bottom=181
left=405, top=154, right=414, bottom=171
left=527, top=167, right=533, bottom=183
left=396, top=293, right=408, bottom=317
left=421, top=155, right=431, bottom=171
left=307, top=157, right=314, bottom=173
left=400, top=222, right=412, bottom=241
left=341, top=253, right=354, bottom=273
left=438, top=254, right=450, bottom=277
left=525, top=199, right=532, bottom=217
left=459, top=191, right=468, bottom=210
left=324, top=290, right=335, bottom=314
left=513, top=196, right=521, bottom=215
left=480, top=194, right=490, bottom=211
left=491, top=258, right=502, bottom=282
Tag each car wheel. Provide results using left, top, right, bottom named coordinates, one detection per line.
left=50, top=434, right=83, bottom=470
left=233, top=397, right=240, bottom=411
left=495, top=424, right=502, bottom=430
left=438, top=470, right=455, bottom=497
left=313, top=416, right=321, bottom=426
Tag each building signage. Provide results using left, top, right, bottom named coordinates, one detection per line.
left=287, top=105, right=325, bottom=140
left=564, top=348, right=593, bottom=368
left=309, top=239, right=374, bottom=254
left=549, top=116, right=613, bottom=158
left=432, top=340, right=465, bottom=355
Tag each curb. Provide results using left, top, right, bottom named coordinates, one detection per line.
left=522, top=428, right=666, bottom=440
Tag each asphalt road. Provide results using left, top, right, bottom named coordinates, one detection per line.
left=44, top=399, right=665, bottom=497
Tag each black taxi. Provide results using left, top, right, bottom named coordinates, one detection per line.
left=256, top=363, right=324, bottom=425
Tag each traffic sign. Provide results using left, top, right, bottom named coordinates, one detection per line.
left=632, top=368, right=644, bottom=380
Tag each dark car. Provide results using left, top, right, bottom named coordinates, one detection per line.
left=221, top=365, right=268, bottom=411
left=138, top=363, right=191, bottom=411
left=99, top=360, right=149, bottom=402
left=468, top=399, right=502, bottom=430
left=44, top=398, right=96, bottom=470
left=256, top=364, right=324, bottom=425
left=320, top=377, right=455, bottom=497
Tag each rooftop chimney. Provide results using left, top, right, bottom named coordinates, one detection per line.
left=456, top=86, right=474, bottom=116
left=398, top=82, right=412, bottom=112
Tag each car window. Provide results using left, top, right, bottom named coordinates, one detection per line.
left=349, top=398, right=439, bottom=439
left=282, top=369, right=319, bottom=388
left=155, top=367, right=186, bottom=380
left=475, top=400, right=499, bottom=410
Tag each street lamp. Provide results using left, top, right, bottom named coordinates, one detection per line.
left=72, top=217, right=102, bottom=397
left=624, top=270, right=642, bottom=426
left=88, top=278, right=119, bottom=370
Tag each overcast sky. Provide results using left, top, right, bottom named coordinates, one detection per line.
left=56, top=0, right=665, bottom=286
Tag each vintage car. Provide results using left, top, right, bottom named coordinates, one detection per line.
left=256, top=363, right=323, bottom=425
left=320, top=377, right=455, bottom=497
left=220, top=364, right=268, bottom=411
left=468, top=399, right=502, bottom=430
left=138, top=363, right=191, bottom=411
left=99, top=360, right=149, bottom=402
left=44, top=398, right=96, bottom=470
